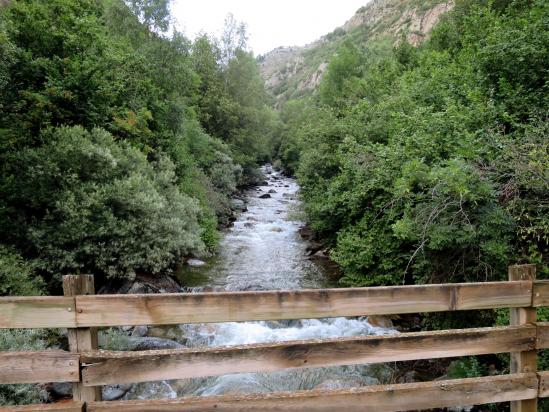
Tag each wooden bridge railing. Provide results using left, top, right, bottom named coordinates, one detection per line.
left=1, top=264, right=547, bottom=411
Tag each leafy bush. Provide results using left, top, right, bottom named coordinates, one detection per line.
left=0, top=246, right=44, bottom=296
left=279, top=0, right=548, bottom=288
left=12, top=126, right=204, bottom=281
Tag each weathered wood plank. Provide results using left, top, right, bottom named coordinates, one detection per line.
left=509, top=264, right=537, bottom=412
left=537, top=322, right=549, bottom=349
left=0, top=297, right=76, bottom=329
left=0, top=402, right=84, bottom=412
left=87, top=373, right=537, bottom=412
left=538, top=371, right=549, bottom=398
left=75, top=281, right=532, bottom=327
left=81, top=325, right=535, bottom=386
left=533, top=280, right=549, bottom=307
left=0, top=351, right=80, bottom=384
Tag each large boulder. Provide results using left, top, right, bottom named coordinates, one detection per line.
left=130, top=336, right=185, bottom=350
left=103, top=384, right=133, bottom=401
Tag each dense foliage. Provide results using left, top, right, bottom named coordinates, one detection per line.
left=278, top=0, right=548, bottom=287
left=0, top=0, right=278, bottom=288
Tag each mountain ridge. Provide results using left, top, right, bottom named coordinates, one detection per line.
left=259, top=0, right=454, bottom=104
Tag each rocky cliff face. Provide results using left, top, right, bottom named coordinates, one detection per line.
left=259, top=0, right=453, bottom=105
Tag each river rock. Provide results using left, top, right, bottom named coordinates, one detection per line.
left=231, top=199, right=247, bottom=212
left=123, top=381, right=177, bottom=400
left=305, top=241, right=323, bottom=255
left=299, top=226, right=315, bottom=240
left=130, top=336, right=184, bottom=350
left=258, top=180, right=269, bottom=186
left=367, top=315, right=394, bottom=329
left=268, top=189, right=277, bottom=193
left=127, top=282, right=149, bottom=294
left=313, top=249, right=329, bottom=258
left=103, top=383, right=133, bottom=401
left=186, top=258, right=206, bottom=267
left=313, top=378, right=365, bottom=390
left=259, top=193, right=271, bottom=199
left=131, top=325, right=148, bottom=337
left=49, top=382, right=72, bottom=397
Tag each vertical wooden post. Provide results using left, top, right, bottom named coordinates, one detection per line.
left=509, top=264, right=537, bottom=412
left=63, top=274, right=101, bottom=402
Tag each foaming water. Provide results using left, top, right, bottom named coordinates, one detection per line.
left=124, top=166, right=394, bottom=400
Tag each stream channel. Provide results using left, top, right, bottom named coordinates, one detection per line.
left=120, top=165, right=394, bottom=400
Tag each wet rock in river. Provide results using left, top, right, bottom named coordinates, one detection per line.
left=259, top=193, right=271, bottom=199
left=147, top=326, right=188, bottom=343
left=313, top=378, right=366, bottom=390
left=123, top=381, right=177, bottom=400
left=231, top=199, right=247, bottom=212
left=367, top=315, right=394, bottom=329
left=299, top=226, right=315, bottom=240
left=103, top=383, right=133, bottom=401
left=186, top=258, right=206, bottom=267
left=130, top=336, right=185, bottom=350
left=313, top=249, right=330, bottom=258
left=268, top=189, right=277, bottom=193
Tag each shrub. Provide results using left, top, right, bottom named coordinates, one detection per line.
left=12, top=126, right=205, bottom=281
left=0, top=246, right=44, bottom=296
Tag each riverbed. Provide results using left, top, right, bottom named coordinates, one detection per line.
left=121, top=165, right=393, bottom=400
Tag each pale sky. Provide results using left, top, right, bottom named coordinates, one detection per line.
left=172, top=0, right=371, bottom=56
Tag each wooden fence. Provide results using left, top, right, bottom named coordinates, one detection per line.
left=0, top=264, right=547, bottom=411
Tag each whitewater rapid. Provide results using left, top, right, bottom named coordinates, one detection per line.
left=122, top=165, right=394, bottom=400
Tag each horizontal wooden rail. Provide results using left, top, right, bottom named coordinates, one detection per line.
left=0, top=350, right=80, bottom=384
left=0, top=296, right=76, bottom=328
left=74, top=281, right=531, bottom=327
left=0, top=281, right=536, bottom=329
left=81, top=325, right=536, bottom=386
left=86, top=373, right=538, bottom=412
left=0, top=403, right=84, bottom=412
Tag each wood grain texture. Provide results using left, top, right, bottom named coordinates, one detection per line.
left=537, top=322, right=549, bottom=349
left=75, top=281, right=532, bottom=327
left=509, top=264, right=537, bottom=412
left=533, top=280, right=549, bottom=307
left=87, top=373, right=538, bottom=412
left=63, top=275, right=101, bottom=402
left=0, top=351, right=79, bottom=384
left=0, top=297, right=76, bottom=329
left=538, top=371, right=549, bottom=398
left=81, top=325, right=535, bottom=386
left=0, top=403, right=84, bottom=412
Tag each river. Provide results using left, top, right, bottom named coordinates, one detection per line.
left=121, top=165, right=393, bottom=400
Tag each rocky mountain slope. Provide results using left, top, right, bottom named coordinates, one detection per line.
left=259, top=0, right=453, bottom=105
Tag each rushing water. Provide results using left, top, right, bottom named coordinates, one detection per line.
left=121, top=165, right=394, bottom=400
